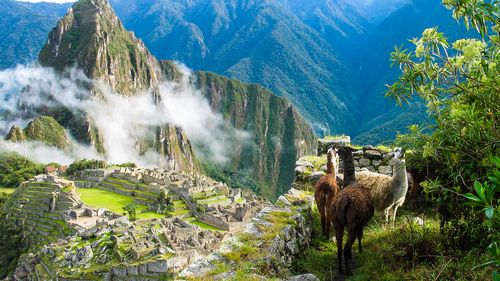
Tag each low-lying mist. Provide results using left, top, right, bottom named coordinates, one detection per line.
left=0, top=64, right=249, bottom=167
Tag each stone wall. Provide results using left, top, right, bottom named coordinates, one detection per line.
left=295, top=137, right=397, bottom=186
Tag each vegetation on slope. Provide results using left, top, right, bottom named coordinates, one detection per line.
left=5, top=116, right=71, bottom=149
left=0, top=153, right=44, bottom=187
left=0, top=0, right=70, bottom=69
left=386, top=0, right=500, bottom=278
left=294, top=209, right=493, bottom=280
left=196, top=71, right=316, bottom=200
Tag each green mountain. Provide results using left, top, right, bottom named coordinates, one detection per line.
left=108, top=0, right=467, bottom=143
left=194, top=71, right=316, bottom=198
left=15, top=0, right=316, bottom=198
left=351, top=0, right=470, bottom=144
left=110, top=0, right=362, bottom=135
left=38, top=0, right=198, bottom=172
left=5, top=116, right=70, bottom=149
left=0, top=0, right=70, bottom=69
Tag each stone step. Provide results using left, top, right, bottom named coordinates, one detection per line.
left=56, top=202, right=75, bottom=209
left=35, top=228, right=51, bottom=236
left=36, top=222, right=55, bottom=232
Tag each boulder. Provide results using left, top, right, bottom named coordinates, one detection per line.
left=295, top=160, right=314, bottom=168
left=286, top=273, right=320, bottom=281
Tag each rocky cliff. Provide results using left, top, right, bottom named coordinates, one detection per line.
left=37, top=0, right=197, bottom=171
left=195, top=72, right=316, bottom=199
left=31, top=0, right=316, bottom=198
left=5, top=116, right=71, bottom=149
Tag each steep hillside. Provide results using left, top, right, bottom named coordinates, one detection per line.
left=109, top=0, right=362, bottom=134
left=0, top=0, right=70, bottom=69
left=37, top=0, right=198, bottom=172
left=5, top=116, right=71, bottom=149
left=194, top=71, right=316, bottom=198
left=352, top=0, right=470, bottom=143
left=5, top=0, right=316, bottom=199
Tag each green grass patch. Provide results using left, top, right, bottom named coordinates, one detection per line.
left=76, top=188, right=152, bottom=217
left=191, top=220, right=224, bottom=231
left=293, top=210, right=494, bottom=280
left=301, top=155, right=327, bottom=170
left=0, top=187, right=15, bottom=195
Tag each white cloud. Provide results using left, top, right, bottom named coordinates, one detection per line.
left=0, top=64, right=249, bottom=167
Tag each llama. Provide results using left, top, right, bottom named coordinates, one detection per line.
left=314, top=148, right=340, bottom=237
left=331, top=146, right=374, bottom=275
left=355, top=148, right=408, bottom=227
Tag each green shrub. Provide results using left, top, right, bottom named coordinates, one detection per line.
left=66, top=159, right=107, bottom=175
left=0, top=153, right=44, bottom=187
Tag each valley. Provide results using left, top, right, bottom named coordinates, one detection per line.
left=0, top=0, right=497, bottom=280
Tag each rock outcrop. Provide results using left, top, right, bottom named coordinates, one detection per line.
left=6, top=116, right=71, bottom=149
left=195, top=71, right=316, bottom=199
left=37, top=0, right=199, bottom=172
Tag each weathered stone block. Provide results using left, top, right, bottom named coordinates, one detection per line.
left=147, top=260, right=168, bottom=273
left=358, top=158, right=371, bottom=166
left=365, top=150, right=382, bottom=159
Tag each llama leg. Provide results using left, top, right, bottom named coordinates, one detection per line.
left=357, top=228, right=363, bottom=253
left=325, top=206, right=331, bottom=238
left=336, top=228, right=344, bottom=273
left=384, top=208, right=390, bottom=227
left=319, top=203, right=326, bottom=236
left=344, top=231, right=357, bottom=275
left=392, top=206, right=399, bottom=228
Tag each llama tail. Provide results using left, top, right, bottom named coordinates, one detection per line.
left=336, top=196, right=351, bottom=226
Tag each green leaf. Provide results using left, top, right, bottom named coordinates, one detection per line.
left=474, top=181, right=486, bottom=202
left=464, top=192, right=481, bottom=202
left=493, top=271, right=499, bottom=281
left=491, top=156, right=500, bottom=168
left=485, top=207, right=495, bottom=219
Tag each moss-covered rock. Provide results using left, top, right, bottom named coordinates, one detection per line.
left=4, top=126, right=26, bottom=142
left=6, top=116, right=70, bottom=149
left=24, top=116, right=71, bottom=149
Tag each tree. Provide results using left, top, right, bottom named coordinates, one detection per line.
left=388, top=0, right=499, bottom=277
left=123, top=203, right=137, bottom=221
left=388, top=0, right=499, bottom=195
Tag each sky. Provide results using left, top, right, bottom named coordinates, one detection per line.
left=17, top=0, right=76, bottom=3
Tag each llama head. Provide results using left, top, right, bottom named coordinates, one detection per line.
left=337, top=146, right=355, bottom=160
left=393, top=147, right=406, bottom=165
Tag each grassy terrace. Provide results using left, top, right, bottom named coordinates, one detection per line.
left=191, top=220, right=224, bottom=231
left=76, top=188, right=165, bottom=219
left=196, top=195, right=230, bottom=205
left=103, top=177, right=157, bottom=198
left=0, top=187, right=16, bottom=195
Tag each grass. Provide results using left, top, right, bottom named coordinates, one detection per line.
left=0, top=187, right=16, bottom=195
left=293, top=209, right=494, bottom=280
left=191, top=220, right=224, bottom=231
left=301, top=155, right=327, bottom=170
left=76, top=188, right=165, bottom=219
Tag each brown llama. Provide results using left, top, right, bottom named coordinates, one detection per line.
left=330, top=146, right=374, bottom=275
left=314, top=148, right=339, bottom=237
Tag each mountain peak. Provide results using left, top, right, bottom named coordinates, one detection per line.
left=39, top=0, right=162, bottom=95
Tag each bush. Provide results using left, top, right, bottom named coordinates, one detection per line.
left=0, top=153, right=44, bottom=187
left=66, top=159, right=107, bottom=175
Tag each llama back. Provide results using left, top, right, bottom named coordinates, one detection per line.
left=331, top=184, right=374, bottom=228
left=356, top=170, right=393, bottom=212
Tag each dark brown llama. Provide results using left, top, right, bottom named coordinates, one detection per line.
left=330, top=146, right=374, bottom=275
left=314, top=148, right=339, bottom=237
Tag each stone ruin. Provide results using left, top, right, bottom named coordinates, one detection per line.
left=295, top=136, right=398, bottom=186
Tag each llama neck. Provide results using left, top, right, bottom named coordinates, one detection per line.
left=393, top=160, right=408, bottom=189
left=343, top=150, right=356, bottom=187
left=326, top=153, right=336, bottom=177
